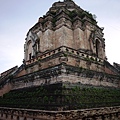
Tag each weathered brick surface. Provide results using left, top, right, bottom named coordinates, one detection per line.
left=0, top=106, right=119, bottom=120
left=0, top=83, right=12, bottom=96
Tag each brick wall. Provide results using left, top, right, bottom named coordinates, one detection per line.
left=0, top=106, right=119, bottom=120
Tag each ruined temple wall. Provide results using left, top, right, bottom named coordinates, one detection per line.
left=38, top=29, right=54, bottom=52
left=25, top=51, right=105, bottom=75
left=37, top=30, right=43, bottom=51
left=84, top=24, right=91, bottom=51
left=73, top=28, right=84, bottom=50
left=0, top=83, right=12, bottom=96
left=37, top=26, right=92, bottom=52
left=60, top=73, right=118, bottom=88
left=55, top=26, right=74, bottom=48
left=15, top=69, right=26, bottom=77
left=38, top=26, right=76, bottom=52
left=13, top=74, right=118, bottom=90
left=0, top=106, right=119, bottom=120
left=73, top=21, right=94, bottom=51
left=12, top=67, right=119, bottom=90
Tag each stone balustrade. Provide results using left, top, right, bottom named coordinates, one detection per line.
left=0, top=106, right=119, bottom=120
left=25, top=46, right=104, bottom=66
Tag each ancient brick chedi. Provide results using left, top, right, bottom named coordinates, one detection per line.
left=18, top=0, right=119, bottom=89
left=24, top=0, right=105, bottom=74
left=0, top=0, right=120, bottom=112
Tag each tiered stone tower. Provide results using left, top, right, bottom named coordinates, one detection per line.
left=12, top=0, right=119, bottom=90
left=24, top=0, right=105, bottom=74
left=0, top=0, right=120, bottom=111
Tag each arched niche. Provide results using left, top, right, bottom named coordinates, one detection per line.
left=24, top=30, right=40, bottom=61
left=95, top=39, right=102, bottom=58
left=27, top=40, right=32, bottom=60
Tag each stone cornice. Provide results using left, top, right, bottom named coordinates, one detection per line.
left=25, top=46, right=104, bottom=66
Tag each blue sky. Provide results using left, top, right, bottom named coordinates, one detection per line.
left=0, top=0, right=120, bottom=73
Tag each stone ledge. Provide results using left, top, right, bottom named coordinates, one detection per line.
left=0, top=106, right=119, bottom=120
left=25, top=46, right=104, bottom=66
left=12, top=63, right=119, bottom=90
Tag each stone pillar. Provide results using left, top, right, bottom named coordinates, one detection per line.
left=111, top=113, right=117, bottom=120
left=19, top=116, right=25, bottom=120
left=13, top=115, right=18, bottom=120
left=0, top=113, right=3, bottom=119
left=8, top=114, right=12, bottom=119
left=104, top=114, right=110, bottom=120
left=0, top=112, right=3, bottom=117
left=94, top=116, right=103, bottom=120
left=118, top=112, right=120, bottom=120
left=2, top=113, right=7, bottom=119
